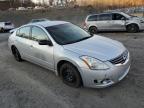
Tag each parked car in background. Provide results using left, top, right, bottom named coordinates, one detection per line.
left=16, top=7, right=28, bottom=11
left=84, top=12, right=144, bottom=34
left=34, top=6, right=45, bottom=10
left=29, top=18, right=50, bottom=23
left=8, top=21, right=130, bottom=88
left=0, top=21, right=14, bottom=32
left=10, top=18, right=49, bottom=34
left=27, top=7, right=33, bottom=10
left=8, top=8, right=16, bottom=11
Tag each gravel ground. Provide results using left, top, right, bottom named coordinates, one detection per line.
left=0, top=32, right=144, bottom=108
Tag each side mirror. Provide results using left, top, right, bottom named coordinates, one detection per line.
left=38, top=40, right=53, bottom=46
left=121, top=17, right=126, bottom=21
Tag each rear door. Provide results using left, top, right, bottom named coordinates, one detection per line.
left=15, top=26, right=33, bottom=58
left=97, top=14, right=112, bottom=30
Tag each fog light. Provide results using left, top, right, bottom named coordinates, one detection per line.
left=101, top=79, right=111, bottom=84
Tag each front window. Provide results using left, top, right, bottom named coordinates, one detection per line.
left=46, top=23, right=92, bottom=45
left=31, top=26, right=49, bottom=41
left=112, top=13, right=126, bottom=20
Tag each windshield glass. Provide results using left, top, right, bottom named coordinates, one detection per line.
left=122, top=12, right=131, bottom=18
left=46, top=23, right=92, bottom=45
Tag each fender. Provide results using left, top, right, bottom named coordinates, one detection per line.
left=54, top=49, right=84, bottom=76
left=125, top=20, right=141, bottom=28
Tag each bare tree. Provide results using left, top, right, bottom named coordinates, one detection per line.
left=49, top=0, right=54, bottom=6
left=8, top=0, right=20, bottom=8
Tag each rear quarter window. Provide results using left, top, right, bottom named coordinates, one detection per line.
left=16, top=26, right=30, bottom=39
left=87, top=15, right=98, bottom=21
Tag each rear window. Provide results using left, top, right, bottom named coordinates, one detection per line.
left=5, top=22, right=12, bottom=25
left=87, top=15, right=98, bottom=21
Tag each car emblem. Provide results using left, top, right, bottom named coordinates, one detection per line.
left=123, top=53, right=127, bottom=60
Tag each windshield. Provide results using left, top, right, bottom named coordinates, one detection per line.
left=121, top=12, right=131, bottom=18
left=46, top=23, right=92, bottom=45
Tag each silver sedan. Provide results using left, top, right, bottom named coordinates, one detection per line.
left=8, top=21, right=131, bottom=88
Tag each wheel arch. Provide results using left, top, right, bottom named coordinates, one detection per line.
left=88, top=25, right=98, bottom=31
left=11, top=45, right=16, bottom=54
left=10, top=45, right=22, bottom=57
left=57, top=59, right=83, bottom=86
left=57, top=59, right=79, bottom=75
left=126, top=23, right=140, bottom=28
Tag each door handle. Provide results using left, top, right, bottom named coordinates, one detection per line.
left=15, top=39, right=18, bottom=42
left=30, top=45, right=34, bottom=48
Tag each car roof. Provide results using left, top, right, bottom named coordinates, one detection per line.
left=29, top=18, right=50, bottom=23
left=25, top=20, right=69, bottom=28
left=87, top=12, right=124, bottom=17
left=31, top=18, right=48, bottom=21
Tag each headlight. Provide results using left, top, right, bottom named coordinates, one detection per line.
left=80, top=56, right=109, bottom=70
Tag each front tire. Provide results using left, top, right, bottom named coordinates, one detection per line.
left=60, top=63, right=82, bottom=88
left=126, top=24, right=139, bottom=33
left=12, top=47, right=23, bottom=62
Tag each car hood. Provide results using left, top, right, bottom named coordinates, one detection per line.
left=63, top=35, right=126, bottom=61
left=130, top=16, right=144, bottom=21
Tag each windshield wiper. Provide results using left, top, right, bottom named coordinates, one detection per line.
left=64, top=35, right=92, bottom=45
left=77, top=36, right=91, bottom=42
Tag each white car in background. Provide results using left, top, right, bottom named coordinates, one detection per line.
left=34, top=6, right=45, bottom=10
left=10, top=18, right=49, bottom=34
left=29, top=18, right=50, bottom=23
left=0, top=21, right=14, bottom=32
left=17, top=7, right=28, bottom=11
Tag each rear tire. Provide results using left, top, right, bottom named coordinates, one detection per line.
left=126, top=24, right=139, bottom=33
left=0, top=28, right=5, bottom=33
left=89, top=26, right=98, bottom=35
left=60, top=63, right=82, bottom=88
left=12, top=47, right=23, bottom=62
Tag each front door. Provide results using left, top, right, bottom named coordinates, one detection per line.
left=97, top=13, right=113, bottom=31
left=30, top=26, right=54, bottom=70
left=111, top=13, right=127, bottom=30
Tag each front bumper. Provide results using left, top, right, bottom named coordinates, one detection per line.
left=4, top=26, right=14, bottom=30
left=79, top=52, right=131, bottom=88
left=139, top=22, right=144, bottom=30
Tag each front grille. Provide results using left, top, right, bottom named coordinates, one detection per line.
left=109, top=50, right=128, bottom=65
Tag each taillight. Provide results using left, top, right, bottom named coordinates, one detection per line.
left=83, top=22, right=86, bottom=27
